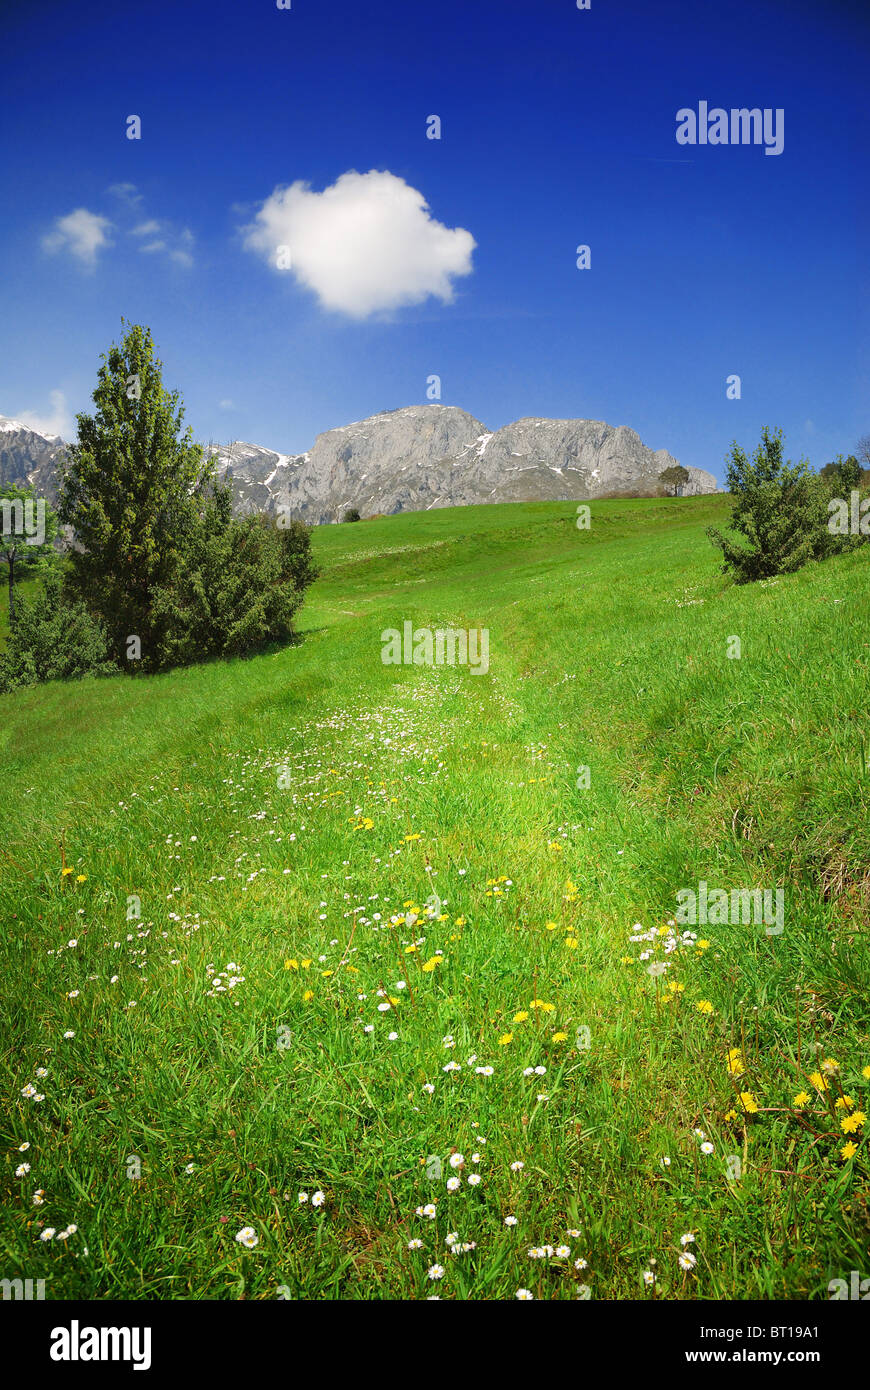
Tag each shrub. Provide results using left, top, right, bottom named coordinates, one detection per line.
left=0, top=571, right=117, bottom=693
left=706, top=427, right=829, bottom=582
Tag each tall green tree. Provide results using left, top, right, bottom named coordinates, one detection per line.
left=58, top=321, right=212, bottom=669
left=659, top=464, right=690, bottom=497
left=707, top=427, right=827, bottom=582
left=0, top=484, right=59, bottom=620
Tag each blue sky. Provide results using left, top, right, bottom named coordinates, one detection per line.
left=1, top=0, right=867, bottom=483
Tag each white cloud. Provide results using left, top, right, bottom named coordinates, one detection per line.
left=108, top=182, right=143, bottom=208
left=242, top=169, right=475, bottom=318
left=134, top=220, right=194, bottom=267
left=42, top=209, right=113, bottom=267
left=18, top=390, right=74, bottom=440
left=218, top=399, right=236, bottom=411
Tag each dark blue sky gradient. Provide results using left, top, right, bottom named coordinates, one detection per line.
left=1, top=0, right=867, bottom=482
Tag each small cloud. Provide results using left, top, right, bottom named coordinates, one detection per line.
left=108, top=182, right=143, bottom=208
left=42, top=209, right=113, bottom=267
left=134, top=222, right=194, bottom=267
left=804, top=419, right=816, bottom=434
left=18, top=389, right=74, bottom=440
left=218, top=399, right=236, bottom=411
left=242, top=169, right=475, bottom=318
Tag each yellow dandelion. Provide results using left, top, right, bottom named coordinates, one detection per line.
left=809, top=1072, right=829, bottom=1092
left=302, top=989, right=314, bottom=1002
left=513, top=1011, right=529, bottom=1023
left=793, top=1092, right=811, bottom=1108
left=696, top=939, right=711, bottom=951
left=421, top=958, right=440, bottom=973
left=841, top=1141, right=858, bottom=1161
left=727, top=1048, right=745, bottom=1076
left=862, top=1065, right=870, bottom=1080
left=61, top=867, right=74, bottom=877
left=841, top=1112, right=865, bottom=1134
left=498, top=1033, right=513, bottom=1046
left=740, top=1091, right=759, bottom=1114
left=404, top=833, right=422, bottom=842
left=724, top=1109, right=738, bottom=1122
left=835, top=1095, right=855, bottom=1110
left=551, top=1032, right=568, bottom=1043
left=404, top=944, right=418, bottom=954
left=545, top=921, right=558, bottom=931
left=75, top=874, right=87, bottom=883
left=285, top=959, right=299, bottom=971
left=696, top=1000, right=714, bottom=1015
left=565, top=937, right=579, bottom=949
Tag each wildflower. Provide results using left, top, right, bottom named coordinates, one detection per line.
left=427, top=1264, right=445, bottom=1280
left=513, top=1011, right=529, bottom=1023
left=416, top=1204, right=437, bottom=1219
left=498, top=1034, right=513, bottom=1046
left=504, top=1216, right=518, bottom=1226
left=739, top=1091, right=759, bottom=1114
left=475, top=1065, right=494, bottom=1077
left=841, top=1142, right=858, bottom=1161
left=835, top=1095, right=855, bottom=1110
left=567, top=1228, right=581, bottom=1238
left=40, top=1228, right=56, bottom=1241
left=446, top=1177, right=461, bottom=1191
left=841, top=1113, right=865, bottom=1135
left=75, top=874, right=86, bottom=883
left=678, top=1252, right=697, bottom=1271
left=32, top=1191, right=45, bottom=1206
left=793, top=1092, right=811, bottom=1108
left=659, top=1156, right=671, bottom=1168
left=67, top=990, right=79, bottom=999
left=510, top=1161, right=525, bottom=1172
left=298, top=1192, right=309, bottom=1205
left=862, top=1066, right=870, bottom=1080
left=516, top=1288, right=533, bottom=1300
left=311, top=1191, right=326, bottom=1208
left=18, top=1142, right=30, bottom=1152
left=822, top=1057, right=840, bottom=1076
left=422, top=1083, right=435, bottom=1094
left=642, top=1270, right=656, bottom=1287
left=449, top=1154, right=465, bottom=1169
left=696, top=1000, right=713, bottom=1014
left=700, top=1142, right=714, bottom=1155
left=407, top=1239, right=423, bottom=1250
left=552, top=1032, right=568, bottom=1043
left=467, top=1174, right=481, bottom=1186
left=574, top=1257, right=587, bottom=1270
left=63, top=1031, right=75, bottom=1039
left=647, top=962, right=668, bottom=978
left=15, top=1163, right=31, bottom=1177
left=680, top=1233, right=696, bottom=1246
left=724, top=1110, right=738, bottom=1122
left=302, top=989, right=314, bottom=1002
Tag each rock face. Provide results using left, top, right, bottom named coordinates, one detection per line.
left=1, top=405, right=718, bottom=525
left=0, top=417, right=66, bottom=503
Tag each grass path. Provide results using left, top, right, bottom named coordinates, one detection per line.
left=2, top=497, right=869, bottom=1299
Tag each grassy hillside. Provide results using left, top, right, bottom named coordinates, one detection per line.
left=2, top=494, right=869, bottom=1300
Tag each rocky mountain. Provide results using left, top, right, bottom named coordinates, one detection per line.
left=0, top=405, right=718, bottom=524
left=0, top=416, right=66, bottom=503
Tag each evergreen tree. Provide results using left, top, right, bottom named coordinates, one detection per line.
left=58, top=321, right=212, bottom=670
left=707, top=427, right=827, bottom=582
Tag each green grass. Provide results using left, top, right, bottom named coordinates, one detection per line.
left=2, top=494, right=869, bottom=1300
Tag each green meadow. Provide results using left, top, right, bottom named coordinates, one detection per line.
left=2, top=494, right=869, bottom=1300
